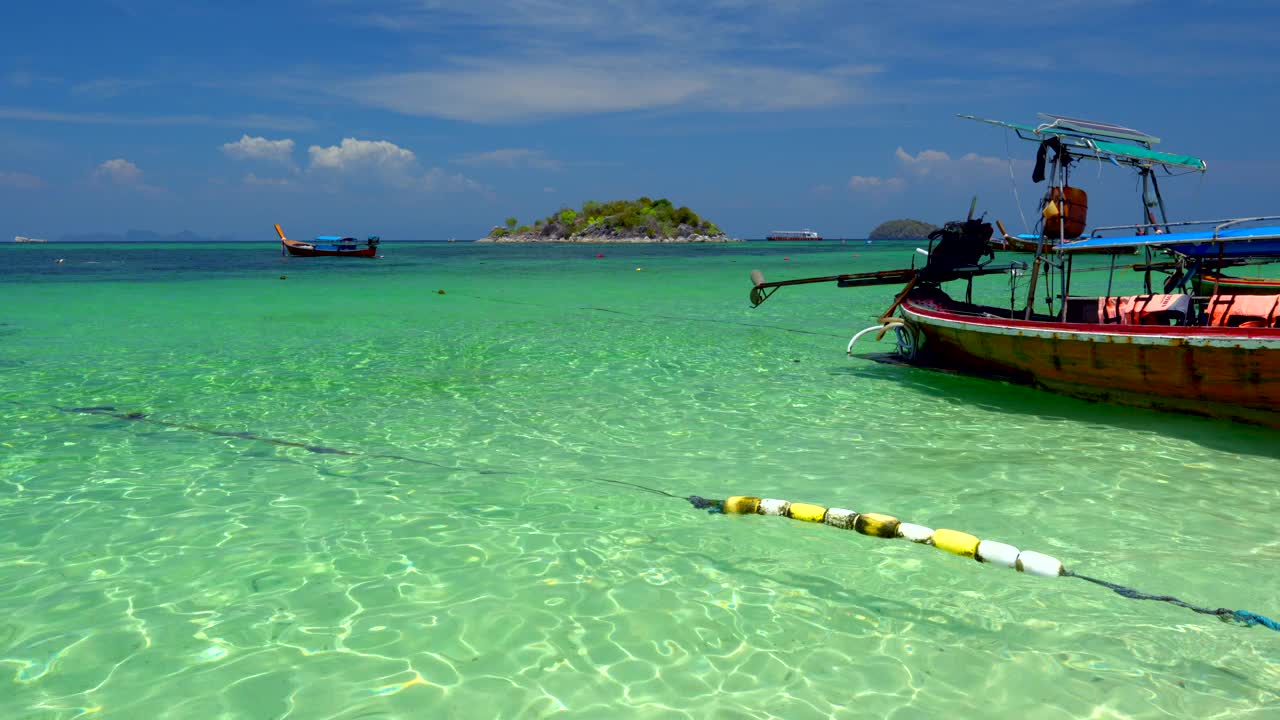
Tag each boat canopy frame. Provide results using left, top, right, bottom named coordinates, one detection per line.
left=958, top=114, right=1208, bottom=172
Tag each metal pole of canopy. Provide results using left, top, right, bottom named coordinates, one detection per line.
left=1024, top=152, right=1059, bottom=319
left=1212, top=242, right=1225, bottom=300
left=1059, top=253, right=1073, bottom=322
left=1150, top=170, right=1171, bottom=230
left=1141, top=169, right=1152, bottom=229
left=1152, top=244, right=1162, bottom=293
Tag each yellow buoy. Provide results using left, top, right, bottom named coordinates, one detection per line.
left=723, top=496, right=761, bottom=515
left=932, top=529, right=981, bottom=559
left=786, top=502, right=827, bottom=524
left=854, top=513, right=900, bottom=539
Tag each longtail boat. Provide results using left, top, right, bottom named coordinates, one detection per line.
left=275, top=224, right=380, bottom=258
left=1191, top=270, right=1280, bottom=296
left=993, top=231, right=1134, bottom=256
left=749, top=114, right=1280, bottom=427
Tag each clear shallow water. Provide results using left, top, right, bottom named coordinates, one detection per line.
left=1, top=241, right=1278, bottom=719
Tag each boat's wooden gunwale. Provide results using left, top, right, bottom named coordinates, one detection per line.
left=898, top=293, right=1280, bottom=426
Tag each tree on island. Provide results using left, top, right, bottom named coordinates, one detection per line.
left=868, top=218, right=939, bottom=241
left=483, top=197, right=727, bottom=242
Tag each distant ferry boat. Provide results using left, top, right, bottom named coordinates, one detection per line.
left=13, top=235, right=49, bottom=243
left=766, top=229, right=822, bottom=241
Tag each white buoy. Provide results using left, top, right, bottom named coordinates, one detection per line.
left=758, top=498, right=790, bottom=517
left=977, top=540, right=1020, bottom=568
left=897, top=523, right=935, bottom=544
left=1016, top=550, right=1064, bottom=577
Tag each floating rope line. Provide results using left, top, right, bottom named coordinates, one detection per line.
left=58, top=406, right=698, bottom=501
left=685, top=493, right=1280, bottom=632
left=61, top=406, right=509, bottom=474
left=52, top=403, right=1277, bottom=631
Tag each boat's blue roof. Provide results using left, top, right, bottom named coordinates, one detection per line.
left=314, top=236, right=356, bottom=242
left=1059, top=224, right=1280, bottom=256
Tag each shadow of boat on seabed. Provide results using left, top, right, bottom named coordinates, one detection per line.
left=834, top=353, right=1280, bottom=461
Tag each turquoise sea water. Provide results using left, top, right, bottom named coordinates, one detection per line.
left=2, top=241, right=1278, bottom=719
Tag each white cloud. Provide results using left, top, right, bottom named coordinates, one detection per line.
left=72, top=78, right=136, bottom=99
left=92, top=157, right=164, bottom=194
left=336, top=57, right=870, bottom=122
left=222, top=135, right=297, bottom=165
left=421, top=167, right=486, bottom=193
left=243, top=172, right=295, bottom=188
left=844, top=146, right=1002, bottom=194
left=94, top=158, right=143, bottom=185
left=0, top=170, right=46, bottom=189
left=305, top=137, right=485, bottom=194
left=308, top=138, right=418, bottom=180
left=455, top=148, right=561, bottom=170
left=895, top=147, right=952, bottom=176
left=0, top=106, right=314, bottom=131
left=895, top=146, right=1003, bottom=177
left=848, top=175, right=906, bottom=191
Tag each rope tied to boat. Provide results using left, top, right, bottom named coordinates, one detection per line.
left=685, top=494, right=1280, bottom=632
left=846, top=317, right=903, bottom=354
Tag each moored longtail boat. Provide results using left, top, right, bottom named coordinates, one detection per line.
left=1191, top=271, right=1280, bottom=296
left=748, top=114, right=1280, bottom=427
left=275, top=224, right=380, bottom=258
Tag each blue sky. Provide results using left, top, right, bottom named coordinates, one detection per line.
left=2, top=1, right=1277, bottom=240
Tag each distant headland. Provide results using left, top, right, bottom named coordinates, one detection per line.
left=476, top=198, right=736, bottom=243
left=867, top=219, right=939, bottom=241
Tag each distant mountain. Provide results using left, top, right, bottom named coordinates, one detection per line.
left=59, top=229, right=240, bottom=243
left=867, top=219, right=939, bottom=241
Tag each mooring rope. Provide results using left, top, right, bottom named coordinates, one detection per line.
left=1065, top=571, right=1280, bottom=630
left=684, top=493, right=1280, bottom=632
left=61, top=405, right=508, bottom=473
left=53, top=404, right=1277, bottom=632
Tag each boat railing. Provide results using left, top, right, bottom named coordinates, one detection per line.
left=1088, top=216, right=1280, bottom=239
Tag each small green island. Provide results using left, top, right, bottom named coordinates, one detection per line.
left=867, top=218, right=939, bottom=241
left=476, top=198, right=735, bottom=243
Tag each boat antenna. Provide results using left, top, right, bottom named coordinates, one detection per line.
left=967, top=196, right=978, bottom=222
left=1004, top=129, right=1031, bottom=234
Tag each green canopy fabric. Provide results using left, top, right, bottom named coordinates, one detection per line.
left=958, top=115, right=1206, bottom=171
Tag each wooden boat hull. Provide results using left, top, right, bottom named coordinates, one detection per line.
left=897, top=292, right=1280, bottom=427
left=282, top=240, right=377, bottom=258
left=1192, top=272, right=1280, bottom=295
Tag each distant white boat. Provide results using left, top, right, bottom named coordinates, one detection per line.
left=14, top=235, right=49, bottom=243
left=767, top=229, right=822, bottom=241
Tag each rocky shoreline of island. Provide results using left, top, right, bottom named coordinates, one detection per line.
left=475, top=197, right=738, bottom=243
left=477, top=232, right=737, bottom=244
